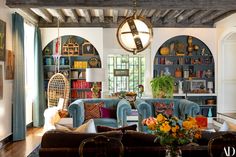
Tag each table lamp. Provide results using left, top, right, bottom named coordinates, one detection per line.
left=207, top=81, right=213, bottom=93
left=86, top=68, right=105, bottom=98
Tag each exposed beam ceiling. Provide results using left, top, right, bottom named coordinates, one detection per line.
left=6, top=0, right=236, bottom=28
left=6, top=0, right=236, bottom=10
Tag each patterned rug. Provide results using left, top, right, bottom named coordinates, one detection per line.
left=27, top=145, right=40, bottom=157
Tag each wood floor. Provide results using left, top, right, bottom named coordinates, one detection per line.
left=0, top=127, right=43, bottom=157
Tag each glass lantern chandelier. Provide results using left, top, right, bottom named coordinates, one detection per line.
left=116, top=0, right=153, bottom=54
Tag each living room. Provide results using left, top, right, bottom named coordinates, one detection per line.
left=1, top=0, right=236, bottom=157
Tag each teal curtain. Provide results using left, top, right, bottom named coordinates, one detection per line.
left=12, top=12, right=25, bottom=141
left=33, top=27, right=46, bottom=127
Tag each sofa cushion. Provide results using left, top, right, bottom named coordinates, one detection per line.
left=84, top=102, right=104, bottom=121
left=97, top=124, right=137, bottom=133
left=74, top=119, right=97, bottom=133
left=122, top=130, right=161, bottom=147
left=100, top=107, right=117, bottom=119
left=41, top=130, right=123, bottom=148
left=153, top=102, right=174, bottom=116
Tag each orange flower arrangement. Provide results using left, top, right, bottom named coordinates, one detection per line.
left=142, top=114, right=201, bottom=146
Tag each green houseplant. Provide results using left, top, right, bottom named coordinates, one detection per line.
left=150, top=75, right=174, bottom=98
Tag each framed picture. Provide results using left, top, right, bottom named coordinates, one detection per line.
left=0, top=19, right=6, bottom=61
left=114, top=69, right=129, bottom=76
left=82, top=42, right=95, bottom=55
left=5, top=50, right=15, bottom=80
left=190, top=80, right=206, bottom=91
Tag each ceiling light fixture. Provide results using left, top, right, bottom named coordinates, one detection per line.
left=116, top=0, right=153, bottom=54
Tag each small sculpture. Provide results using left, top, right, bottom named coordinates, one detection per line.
left=178, top=80, right=183, bottom=94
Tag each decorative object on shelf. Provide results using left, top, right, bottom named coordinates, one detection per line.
left=175, top=68, right=182, bottom=78
left=82, top=41, right=95, bottom=55
left=207, top=81, right=213, bottom=93
left=187, top=36, right=193, bottom=55
left=160, top=47, right=170, bottom=55
left=116, top=0, right=153, bottom=55
left=150, top=75, right=174, bottom=98
left=164, top=67, right=171, bottom=76
left=88, top=57, right=99, bottom=68
left=86, top=68, right=105, bottom=98
left=190, top=80, right=206, bottom=93
left=142, top=114, right=201, bottom=157
left=178, top=81, right=183, bottom=94
left=0, top=19, right=6, bottom=61
left=169, top=42, right=175, bottom=55
left=174, top=42, right=185, bottom=56
left=138, top=84, right=144, bottom=98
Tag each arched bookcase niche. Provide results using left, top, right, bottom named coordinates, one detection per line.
left=43, top=35, right=102, bottom=101
left=153, top=35, right=216, bottom=117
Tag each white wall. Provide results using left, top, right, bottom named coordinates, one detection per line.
left=0, top=0, right=13, bottom=141
left=215, top=13, right=236, bottom=113
left=103, top=28, right=217, bottom=97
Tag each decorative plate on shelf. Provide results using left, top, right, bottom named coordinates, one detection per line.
left=88, top=57, right=99, bottom=67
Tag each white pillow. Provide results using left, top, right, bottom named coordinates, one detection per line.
left=219, top=121, right=229, bottom=131
left=74, top=119, right=97, bottom=133
left=55, top=124, right=72, bottom=131
left=219, top=121, right=236, bottom=131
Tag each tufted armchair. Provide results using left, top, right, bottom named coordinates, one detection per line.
left=135, top=98, right=200, bottom=132
left=68, top=98, right=132, bottom=128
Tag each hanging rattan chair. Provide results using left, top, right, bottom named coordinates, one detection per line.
left=47, top=72, right=69, bottom=109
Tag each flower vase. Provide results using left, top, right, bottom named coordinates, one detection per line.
left=165, top=146, right=182, bottom=157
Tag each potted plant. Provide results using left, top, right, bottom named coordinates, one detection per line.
left=150, top=75, right=174, bottom=98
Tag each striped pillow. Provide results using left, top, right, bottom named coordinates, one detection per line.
left=84, top=102, right=104, bottom=121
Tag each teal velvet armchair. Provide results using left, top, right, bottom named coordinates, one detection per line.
left=68, top=98, right=132, bottom=128
left=135, top=98, right=200, bottom=132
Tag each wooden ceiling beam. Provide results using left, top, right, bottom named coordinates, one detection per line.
left=17, top=8, right=39, bottom=24
left=201, top=10, right=227, bottom=24
left=6, top=0, right=236, bottom=10
left=31, top=8, right=53, bottom=22
left=112, top=9, right=118, bottom=23
left=46, top=9, right=66, bottom=22
left=126, top=10, right=133, bottom=17
left=151, top=10, right=161, bottom=23
left=162, top=10, right=184, bottom=23
left=62, top=9, right=79, bottom=23
left=176, top=9, right=198, bottom=23
left=81, top=9, right=91, bottom=23
left=213, top=11, right=236, bottom=23
left=140, top=9, right=149, bottom=17
left=98, top=9, right=104, bottom=23
left=188, top=10, right=214, bottom=23
left=146, top=9, right=156, bottom=17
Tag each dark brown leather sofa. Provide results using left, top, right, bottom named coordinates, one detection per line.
left=39, top=130, right=236, bottom=157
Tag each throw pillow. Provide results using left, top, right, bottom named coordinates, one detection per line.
left=55, top=123, right=73, bottom=131
left=219, top=121, right=236, bottom=131
left=100, top=107, right=117, bottom=119
left=84, top=102, right=104, bottom=121
left=153, top=102, right=174, bottom=116
left=96, top=124, right=137, bottom=133
left=74, top=119, right=97, bottom=133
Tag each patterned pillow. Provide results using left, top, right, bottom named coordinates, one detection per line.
left=100, top=107, right=117, bottom=119
left=84, top=102, right=104, bottom=121
left=153, top=102, right=174, bottom=116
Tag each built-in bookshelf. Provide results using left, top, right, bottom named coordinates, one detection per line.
left=43, top=35, right=101, bottom=103
left=154, top=35, right=216, bottom=117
